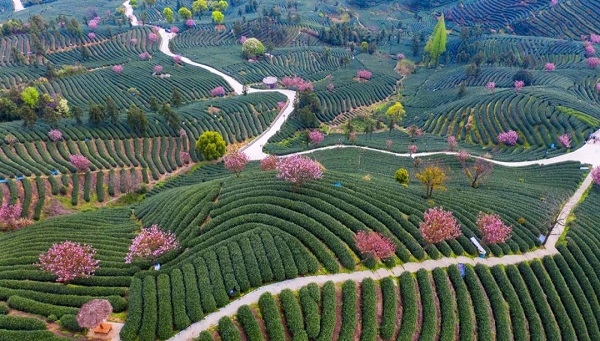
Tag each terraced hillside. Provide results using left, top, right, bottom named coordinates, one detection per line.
left=117, top=149, right=586, bottom=340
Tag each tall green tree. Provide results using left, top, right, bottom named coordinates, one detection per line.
left=105, top=96, right=120, bottom=125
left=195, top=131, right=226, bottom=160
left=126, top=104, right=148, bottom=133
left=170, top=87, right=183, bottom=107
left=424, top=14, right=447, bottom=67
left=88, top=102, right=105, bottom=126
left=163, top=7, right=175, bottom=23
left=159, top=102, right=181, bottom=130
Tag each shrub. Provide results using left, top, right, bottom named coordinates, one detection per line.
left=0, top=302, right=8, bottom=314
left=218, top=316, right=242, bottom=341
left=258, top=293, right=285, bottom=341
left=280, top=289, right=306, bottom=340
left=339, top=280, right=357, bottom=340
left=237, top=305, right=264, bottom=341
left=242, top=38, right=265, bottom=59
left=223, top=152, right=249, bottom=177
left=156, top=274, right=174, bottom=339
left=138, top=276, right=157, bottom=341
left=59, top=314, right=84, bottom=332
left=0, top=315, right=46, bottom=331
left=360, top=278, right=378, bottom=341
left=394, top=168, right=409, bottom=185
left=196, top=131, right=226, bottom=161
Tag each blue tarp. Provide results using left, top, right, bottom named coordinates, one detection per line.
left=333, top=182, right=342, bottom=187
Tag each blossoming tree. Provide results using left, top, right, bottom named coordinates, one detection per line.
left=276, top=155, right=323, bottom=190
left=48, top=129, right=62, bottom=142
left=223, top=151, right=249, bottom=177
left=592, top=166, right=600, bottom=185
left=125, top=225, right=179, bottom=264
left=70, top=154, right=91, bottom=172
left=477, top=212, right=512, bottom=244
left=558, top=134, right=571, bottom=149
left=354, top=231, right=396, bottom=261
left=419, top=207, right=462, bottom=244
left=498, top=130, right=518, bottom=146
left=309, top=130, right=324, bottom=145
left=37, top=241, right=100, bottom=283
left=260, top=155, right=279, bottom=171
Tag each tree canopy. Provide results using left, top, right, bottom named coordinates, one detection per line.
left=196, top=131, right=226, bottom=160
left=424, top=14, right=447, bottom=67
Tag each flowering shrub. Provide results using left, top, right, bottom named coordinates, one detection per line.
left=4, top=134, right=16, bottom=145
left=597, top=83, right=600, bottom=93
left=420, top=207, right=462, bottom=244
left=455, top=150, right=471, bottom=164
left=153, top=65, right=163, bottom=74
left=139, top=52, right=151, bottom=60
left=130, top=38, right=137, bottom=44
left=486, top=82, right=496, bottom=92
left=354, top=231, right=396, bottom=261
left=281, top=76, right=313, bottom=91
left=591, top=33, right=600, bottom=44
left=172, top=55, right=182, bottom=64
left=179, top=151, right=191, bottom=164
left=408, top=144, right=417, bottom=155
left=397, top=53, right=405, bottom=60
left=70, top=154, right=91, bottom=172
left=497, top=130, right=518, bottom=145
left=48, top=129, right=62, bottom=142
left=558, top=133, right=571, bottom=148
left=186, top=19, right=195, bottom=27
left=327, top=83, right=335, bottom=92
left=149, top=33, right=158, bottom=42
left=447, top=136, right=457, bottom=151
left=0, top=203, right=31, bottom=231
left=550, top=0, right=558, bottom=6
left=88, top=32, right=96, bottom=39
left=152, top=26, right=160, bottom=33
left=477, top=212, right=512, bottom=244
left=544, top=62, right=556, bottom=71
left=407, top=125, right=424, bottom=139
left=514, top=80, right=525, bottom=91
left=276, top=155, right=323, bottom=190
left=356, top=70, right=372, bottom=80
left=88, top=19, right=99, bottom=30
left=125, top=225, right=179, bottom=263
left=260, top=155, right=279, bottom=171
left=240, top=36, right=247, bottom=44
left=591, top=166, right=600, bottom=185
left=587, top=57, right=600, bottom=68
left=309, top=130, right=324, bottom=145
left=277, top=101, right=286, bottom=108
left=585, top=42, right=596, bottom=56
left=386, top=139, right=393, bottom=151
left=224, top=151, right=249, bottom=176
left=170, top=26, right=179, bottom=34
left=211, top=86, right=226, bottom=97
left=179, top=128, right=187, bottom=137
left=37, top=241, right=100, bottom=282
left=112, top=65, right=123, bottom=74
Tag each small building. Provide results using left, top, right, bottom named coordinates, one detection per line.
left=263, top=76, right=278, bottom=89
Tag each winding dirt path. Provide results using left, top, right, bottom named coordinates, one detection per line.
left=114, top=5, right=600, bottom=340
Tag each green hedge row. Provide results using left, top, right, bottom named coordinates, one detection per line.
left=218, top=316, right=242, bottom=341
left=237, top=305, right=264, bottom=341
left=339, top=280, right=357, bottom=341
left=299, top=285, right=320, bottom=339
left=280, top=289, right=307, bottom=341
left=0, top=315, right=46, bottom=331
left=258, top=292, right=285, bottom=341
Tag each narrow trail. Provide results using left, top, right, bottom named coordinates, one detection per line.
left=115, top=4, right=600, bottom=340
left=12, top=0, right=24, bottom=11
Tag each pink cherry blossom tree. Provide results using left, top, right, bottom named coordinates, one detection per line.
left=48, top=129, right=62, bottom=142
left=149, top=33, right=158, bottom=43
left=211, top=86, right=226, bottom=97
left=550, top=0, right=558, bottom=6
left=170, top=26, right=179, bottom=34
left=179, top=128, right=187, bottom=137
left=514, top=80, right=525, bottom=91
left=153, top=65, right=163, bottom=74
left=309, top=130, right=324, bottom=145
left=397, top=53, right=405, bottom=60
left=276, top=155, right=323, bottom=190
left=591, top=166, right=600, bottom=185
left=349, top=132, right=356, bottom=143
left=172, top=55, right=182, bottom=64
left=590, top=33, right=600, bottom=44
left=224, top=151, right=250, bottom=177
left=260, top=155, right=279, bottom=171
left=447, top=136, right=457, bottom=151
left=498, top=130, right=518, bottom=146
left=88, top=19, right=98, bottom=30
left=408, top=144, right=418, bottom=155
left=407, top=125, right=424, bottom=141
left=70, top=154, right=91, bottom=172
left=125, top=225, right=179, bottom=264
left=544, top=62, right=556, bottom=71
left=596, top=83, right=600, bottom=93
left=240, top=36, right=247, bottom=44
left=455, top=149, right=471, bottom=164
left=327, top=83, right=335, bottom=92
left=281, top=76, right=313, bottom=91
left=558, top=133, right=571, bottom=148
left=486, top=82, right=496, bottom=92
left=88, top=32, right=96, bottom=39
left=420, top=207, right=462, bottom=244
left=356, top=70, right=372, bottom=80
left=37, top=241, right=100, bottom=283
left=139, top=52, right=151, bottom=60
left=354, top=231, right=396, bottom=261
left=587, top=57, right=600, bottom=68
left=186, top=19, right=195, bottom=27
left=0, top=202, right=23, bottom=231
left=112, top=65, right=123, bottom=74
left=477, top=212, right=512, bottom=244
left=386, top=139, right=393, bottom=151
left=585, top=42, right=596, bottom=56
